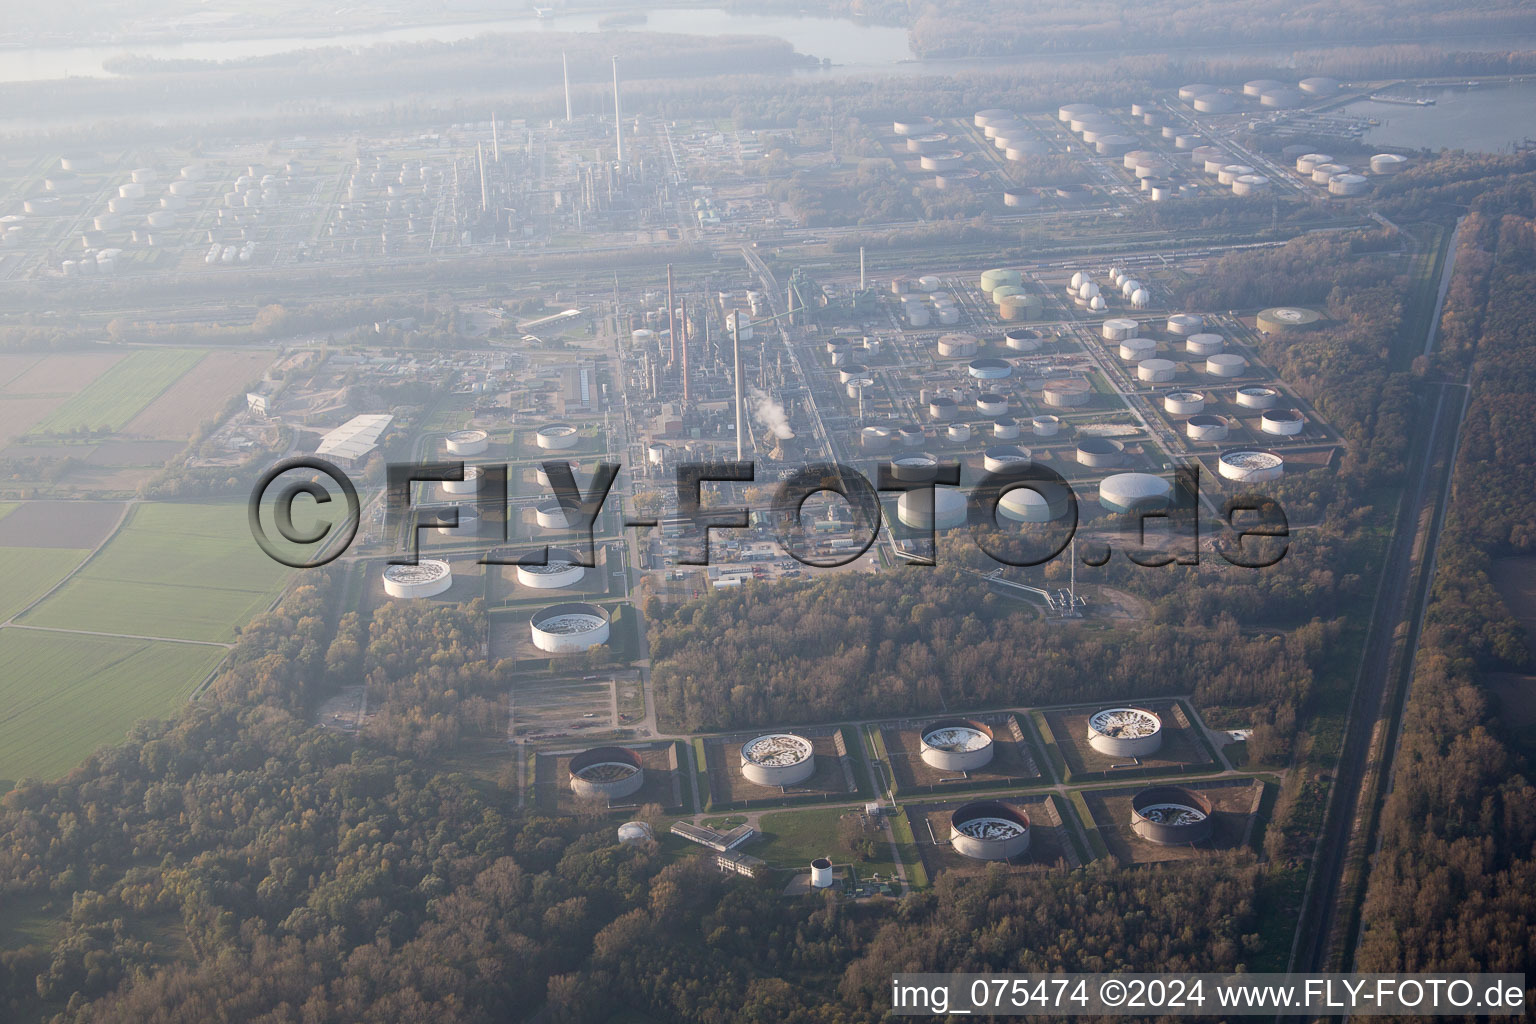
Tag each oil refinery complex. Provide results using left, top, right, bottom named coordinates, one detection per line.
left=3, top=65, right=1400, bottom=896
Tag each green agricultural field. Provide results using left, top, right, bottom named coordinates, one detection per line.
left=29, top=349, right=205, bottom=435
left=0, top=547, right=91, bottom=622
left=21, top=501, right=290, bottom=642
left=0, top=629, right=225, bottom=787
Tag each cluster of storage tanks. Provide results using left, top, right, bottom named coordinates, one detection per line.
left=974, top=267, right=1042, bottom=321
left=976, top=109, right=1050, bottom=167
left=1293, top=151, right=1406, bottom=195
left=1181, top=75, right=1339, bottom=113
left=895, top=275, right=963, bottom=327
left=337, top=154, right=441, bottom=249
left=1055, top=103, right=1143, bottom=163
left=1070, top=268, right=1150, bottom=315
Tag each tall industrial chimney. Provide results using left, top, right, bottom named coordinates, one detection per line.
left=563, top=52, right=573, bottom=122
left=666, top=264, right=676, bottom=366
left=492, top=114, right=500, bottom=163
left=611, top=56, right=624, bottom=165
left=732, top=315, right=745, bottom=460
left=476, top=142, right=488, bottom=213
left=681, top=295, right=691, bottom=404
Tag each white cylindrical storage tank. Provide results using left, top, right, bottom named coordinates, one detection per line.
left=936, top=333, right=979, bottom=358
left=974, top=108, right=1012, bottom=128
left=382, top=560, right=453, bottom=599
left=920, top=151, right=966, bottom=171
left=997, top=479, right=1071, bottom=523
left=1232, top=174, right=1269, bottom=196
left=1173, top=133, right=1201, bottom=149
left=1032, top=415, right=1061, bottom=437
left=1041, top=380, right=1090, bottom=408
left=893, top=116, right=935, bottom=136
left=1370, top=153, right=1408, bottom=175
left=946, top=422, right=972, bottom=443
left=179, top=164, right=206, bottom=181
left=441, top=465, right=483, bottom=495
left=950, top=801, right=1030, bottom=861
left=982, top=444, right=1032, bottom=473
left=740, top=734, right=815, bottom=787
left=976, top=393, right=1008, bottom=416
left=1295, top=153, right=1333, bottom=174
left=1329, top=173, right=1369, bottom=196
left=516, top=547, right=586, bottom=589
left=1087, top=707, right=1163, bottom=756
left=907, top=133, right=949, bottom=155
left=929, top=398, right=958, bottom=422
left=445, top=429, right=489, bottom=456
left=860, top=426, right=894, bottom=452
left=93, top=214, right=119, bottom=232
left=1186, top=414, right=1229, bottom=441
left=1076, top=437, right=1124, bottom=467
left=1193, top=93, right=1237, bottom=113
left=810, top=858, right=834, bottom=888
left=846, top=377, right=875, bottom=401
left=968, top=357, right=1012, bottom=380
left=568, top=746, right=644, bottom=800
left=1131, top=786, right=1215, bottom=845
left=536, top=461, right=577, bottom=488
left=992, top=416, right=1021, bottom=439
left=907, top=306, right=931, bottom=327
left=118, top=182, right=146, bottom=200
left=1185, top=333, right=1224, bottom=356
left=1261, top=87, right=1305, bottom=109
left=1243, top=79, right=1286, bottom=98
left=645, top=442, right=670, bottom=466
left=535, top=423, right=579, bottom=450
left=1299, top=76, right=1340, bottom=96
left=130, top=168, right=157, bottom=185
left=160, top=194, right=187, bottom=210
left=1005, top=328, right=1041, bottom=352
left=889, top=453, right=938, bottom=482
left=897, top=487, right=967, bottom=530
left=1043, top=373, right=1099, bottom=407
left=1102, top=317, right=1139, bottom=342
left=1218, top=449, right=1285, bottom=482
left=1206, top=353, right=1248, bottom=378
left=1312, top=163, right=1349, bottom=185
left=1100, top=472, right=1174, bottom=513
left=146, top=210, right=176, bottom=228
left=1058, top=103, right=1099, bottom=123
left=534, top=499, right=573, bottom=531
left=1261, top=408, right=1306, bottom=435
left=1166, top=313, right=1203, bottom=336
left=838, top=363, right=868, bottom=384
left=920, top=719, right=995, bottom=771
left=1164, top=391, right=1205, bottom=415
left=1119, top=337, right=1157, bottom=361
left=1179, top=83, right=1218, bottom=102
left=1203, top=156, right=1228, bottom=174
left=1217, top=164, right=1252, bottom=185
left=1137, top=357, right=1177, bottom=383
left=530, top=602, right=611, bottom=653
left=1236, top=386, right=1279, bottom=409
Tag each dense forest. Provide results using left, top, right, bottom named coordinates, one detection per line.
left=1356, top=196, right=1536, bottom=978
left=0, top=576, right=1270, bottom=1022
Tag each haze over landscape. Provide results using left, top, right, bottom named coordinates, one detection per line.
left=0, top=1, right=1532, bottom=1020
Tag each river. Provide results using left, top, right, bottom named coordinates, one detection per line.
left=1337, top=80, right=1536, bottom=153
